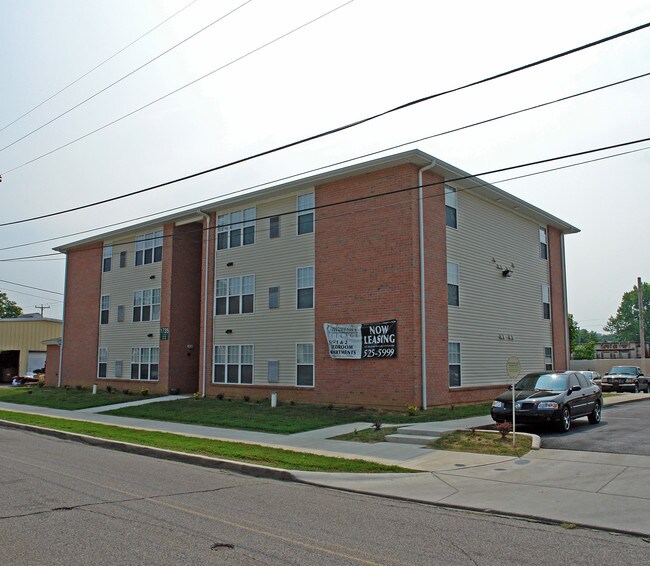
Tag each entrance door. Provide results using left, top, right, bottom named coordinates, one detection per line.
left=0, top=350, right=20, bottom=382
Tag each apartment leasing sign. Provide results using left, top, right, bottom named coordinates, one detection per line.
left=324, top=320, right=397, bottom=359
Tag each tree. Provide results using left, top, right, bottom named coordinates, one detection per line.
left=604, top=282, right=650, bottom=342
left=573, top=342, right=596, bottom=360
left=0, top=291, right=22, bottom=318
left=568, top=313, right=579, bottom=353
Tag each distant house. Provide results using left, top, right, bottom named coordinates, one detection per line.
left=0, top=314, right=62, bottom=381
left=595, top=341, right=650, bottom=360
left=54, top=150, right=578, bottom=408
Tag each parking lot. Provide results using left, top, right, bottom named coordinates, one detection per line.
left=517, top=398, right=650, bottom=456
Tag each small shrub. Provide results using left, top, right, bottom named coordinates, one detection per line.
left=63, top=385, right=69, bottom=390
left=289, top=400, right=295, bottom=406
left=75, top=385, right=83, bottom=391
left=372, top=422, right=382, bottom=431
left=122, top=389, right=130, bottom=395
left=495, top=421, right=512, bottom=439
left=470, top=427, right=477, bottom=438
left=37, top=379, right=45, bottom=388
left=406, top=404, right=419, bottom=416
left=216, top=393, right=224, bottom=400
left=327, top=403, right=334, bottom=411
left=243, top=395, right=250, bottom=402
left=193, top=391, right=201, bottom=400
left=354, top=406, right=365, bottom=412
left=140, top=388, right=149, bottom=396
left=106, top=385, right=113, bottom=394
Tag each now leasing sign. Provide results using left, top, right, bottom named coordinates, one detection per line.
left=324, top=320, right=397, bottom=359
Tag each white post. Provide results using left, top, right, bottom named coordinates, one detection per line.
left=271, top=391, right=277, bottom=408
left=511, top=380, right=516, bottom=446
left=92, top=384, right=97, bottom=395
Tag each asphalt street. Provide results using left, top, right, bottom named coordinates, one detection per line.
left=517, top=400, right=650, bottom=456
left=2, top=427, right=650, bottom=566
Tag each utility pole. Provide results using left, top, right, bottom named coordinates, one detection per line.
left=638, top=277, right=645, bottom=360
left=34, top=304, right=50, bottom=318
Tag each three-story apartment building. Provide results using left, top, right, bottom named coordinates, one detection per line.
left=56, top=150, right=578, bottom=408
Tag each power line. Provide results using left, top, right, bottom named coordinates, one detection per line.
left=0, top=0, right=201, bottom=135
left=0, top=279, right=63, bottom=295
left=1, top=69, right=648, bottom=252
left=1, top=0, right=355, bottom=175
left=0, top=0, right=253, bottom=153
left=2, top=136, right=648, bottom=263
left=2, top=20, right=647, bottom=186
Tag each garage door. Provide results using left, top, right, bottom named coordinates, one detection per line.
left=27, top=351, right=47, bottom=373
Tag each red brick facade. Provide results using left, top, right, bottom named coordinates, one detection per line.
left=60, top=243, right=102, bottom=385
left=548, top=226, right=568, bottom=370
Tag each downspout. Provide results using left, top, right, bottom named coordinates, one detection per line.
left=57, top=253, right=68, bottom=387
left=561, top=233, right=570, bottom=370
left=418, top=160, right=436, bottom=409
left=199, top=210, right=211, bottom=397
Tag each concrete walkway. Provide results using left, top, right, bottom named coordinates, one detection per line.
left=1, top=394, right=649, bottom=537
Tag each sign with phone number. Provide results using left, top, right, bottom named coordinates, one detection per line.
left=324, top=320, right=397, bottom=359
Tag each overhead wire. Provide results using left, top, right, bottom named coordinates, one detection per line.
left=0, top=279, right=64, bottom=295
left=0, top=0, right=355, bottom=175
left=0, top=0, right=254, bottom=152
left=0, top=0, right=201, bottom=134
left=2, top=136, right=648, bottom=263
left=1, top=19, right=647, bottom=182
left=1, top=69, right=648, bottom=252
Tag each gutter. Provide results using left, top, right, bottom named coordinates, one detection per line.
left=418, top=160, right=436, bottom=409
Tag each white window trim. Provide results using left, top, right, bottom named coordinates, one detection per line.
left=135, top=230, right=163, bottom=266
left=296, top=266, right=314, bottom=310
left=542, top=284, right=551, bottom=320
left=212, top=344, right=254, bottom=385
left=539, top=226, right=548, bottom=260
left=215, top=275, right=255, bottom=316
left=130, top=346, right=160, bottom=381
left=445, top=185, right=458, bottom=229
left=100, top=295, right=110, bottom=325
left=132, top=288, right=161, bottom=322
left=98, top=347, right=108, bottom=378
left=296, top=342, right=315, bottom=387
left=448, top=342, right=461, bottom=388
left=447, top=261, right=459, bottom=307
left=102, top=243, right=112, bottom=272
left=296, top=192, right=315, bottom=235
left=544, top=347, right=553, bottom=371
left=217, top=207, right=256, bottom=250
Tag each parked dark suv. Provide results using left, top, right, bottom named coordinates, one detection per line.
left=600, top=366, right=649, bottom=393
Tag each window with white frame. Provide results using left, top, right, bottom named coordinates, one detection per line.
left=132, top=288, right=161, bottom=322
left=131, top=347, right=159, bottom=380
left=297, top=193, right=314, bottom=235
left=542, top=284, right=551, bottom=320
left=213, top=345, right=253, bottom=384
left=100, top=295, right=110, bottom=325
left=447, top=261, right=459, bottom=306
left=539, top=226, right=548, bottom=260
left=217, top=208, right=256, bottom=250
left=135, top=230, right=163, bottom=266
left=297, top=267, right=314, bottom=309
left=296, top=343, right=314, bottom=386
left=98, top=348, right=108, bottom=378
left=215, top=275, right=255, bottom=315
left=449, top=342, right=461, bottom=387
left=544, top=347, right=553, bottom=371
left=102, top=244, right=112, bottom=272
left=445, top=185, right=457, bottom=229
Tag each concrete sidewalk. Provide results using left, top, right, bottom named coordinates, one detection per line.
left=1, top=394, right=649, bottom=537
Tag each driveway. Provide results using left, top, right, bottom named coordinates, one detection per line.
left=519, top=399, right=650, bottom=456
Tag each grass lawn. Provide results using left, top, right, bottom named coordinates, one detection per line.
left=0, top=386, right=156, bottom=410
left=331, top=426, right=400, bottom=443
left=107, top=397, right=492, bottom=434
left=0, top=410, right=415, bottom=473
left=430, top=430, right=532, bottom=457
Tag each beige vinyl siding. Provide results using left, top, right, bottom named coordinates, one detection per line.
left=99, top=230, right=163, bottom=379
left=445, top=189, right=551, bottom=386
left=212, top=191, right=314, bottom=387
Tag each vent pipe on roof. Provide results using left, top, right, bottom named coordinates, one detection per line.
left=418, top=160, right=436, bottom=410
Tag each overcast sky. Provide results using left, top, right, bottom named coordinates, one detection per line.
left=1, top=0, right=648, bottom=332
